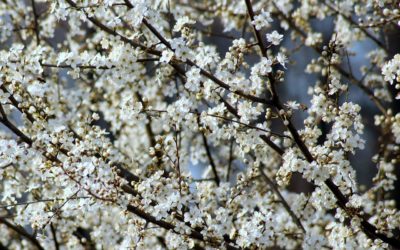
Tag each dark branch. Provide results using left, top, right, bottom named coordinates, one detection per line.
left=0, top=218, right=44, bottom=250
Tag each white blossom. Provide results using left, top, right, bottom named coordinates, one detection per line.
left=266, top=31, right=283, bottom=45
left=173, top=16, right=195, bottom=32
left=251, top=10, right=273, bottom=30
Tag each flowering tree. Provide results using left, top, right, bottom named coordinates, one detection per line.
left=1, top=0, right=400, bottom=249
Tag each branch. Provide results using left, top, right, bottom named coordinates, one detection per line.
left=30, top=0, right=40, bottom=44
left=135, top=92, right=162, bottom=166
left=145, top=109, right=289, bottom=140
left=272, top=4, right=387, bottom=115
left=244, top=0, right=268, bottom=58
left=323, top=2, right=388, bottom=52
left=244, top=0, right=400, bottom=247
left=126, top=205, right=239, bottom=250
left=72, top=227, right=96, bottom=250
left=259, top=167, right=306, bottom=233
left=200, top=131, right=220, bottom=186
left=141, top=13, right=273, bottom=105
left=0, top=197, right=90, bottom=209
left=0, top=218, right=44, bottom=250
left=0, top=84, right=239, bottom=250
left=50, top=224, right=60, bottom=250
left=226, top=139, right=234, bottom=181
left=40, top=58, right=159, bottom=69
left=0, top=105, right=33, bottom=145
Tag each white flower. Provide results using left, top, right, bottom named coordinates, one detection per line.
left=305, top=32, right=323, bottom=46
left=285, top=101, right=300, bottom=110
left=251, top=10, right=273, bottom=30
left=27, top=82, right=49, bottom=97
left=276, top=52, right=288, bottom=68
left=303, top=230, right=327, bottom=249
left=266, top=31, right=283, bottom=45
left=328, top=76, right=347, bottom=95
left=160, top=50, right=174, bottom=63
left=125, top=3, right=148, bottom=28
left=382, top=54, right=400, bottom=84
left=57, top=51, right=72, bottom=66
left=185, top=67, right=201, bottom=92
left=391, top=114, right=400, bottom=143
left=173, top=16, right=195, bottom=32
left=170, top=37, right=191, bottom=61
left=51, top=1, right=69, bottom=20
left=237, top=101, right=261, bottom=123
left=251, top=58, right=272, bottom=76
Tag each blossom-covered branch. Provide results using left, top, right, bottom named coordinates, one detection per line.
left=1, top=0, right=400, bottom=249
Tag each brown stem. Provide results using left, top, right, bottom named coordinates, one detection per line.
left=50, top=223, right=60, bottom=250
left=226, top=139, right=234, bottom=181
left=0, top=218, right=44, bottom=250
left=0, top=105, right=33, bottom=145
left=200, top=130, right=220, bottom=186
left=244, top=0, right=268, bottom=58
left=30, top=0, right=40, bottom=44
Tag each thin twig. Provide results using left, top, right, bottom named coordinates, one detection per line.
left=30, top=0, right=40, bottom=44
left=0, top=196, right=90, bottom=209
left=244, top=0, right=268, bottom=58
left=200, top=131, right=220, bottom=186
left=40, top=58, right=159, bottom=69
left=226, top=139, right=234, bottom=182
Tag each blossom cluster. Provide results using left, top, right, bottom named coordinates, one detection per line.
left=0, top=0, right=400, bottom=249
